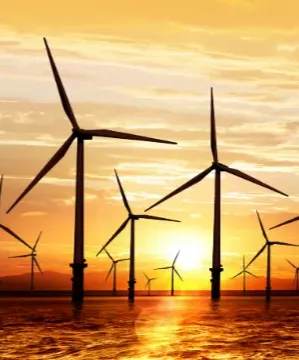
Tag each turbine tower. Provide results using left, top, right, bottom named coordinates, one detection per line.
left=145, top=88, right=288, bottom=300
left=102, top=247, right=130, bottom=294
left=154, top=250, right=182, bottom=296
left=143, top=272, right=157, bottom=296
left=5, top=38, right=177, bottom=303
left=245, top=211, right=299, bottom=301
left=96, top=169, right=180, bottom=302
left=230, top=255, right=257, bottom=295
left=9, top=231, right=43, bottom=291
left=285, top=259, right=299, bottom=291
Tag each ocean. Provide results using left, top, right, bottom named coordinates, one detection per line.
left=1, top=296, right=299, bottom=359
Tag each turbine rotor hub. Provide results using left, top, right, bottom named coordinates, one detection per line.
left=72, top=128, right=93, bottom=140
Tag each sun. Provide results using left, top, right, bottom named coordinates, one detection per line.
left=166, top=232, right=208, bottom=271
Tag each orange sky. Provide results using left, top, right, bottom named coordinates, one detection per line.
left=1, top=0, right=299, bottom=290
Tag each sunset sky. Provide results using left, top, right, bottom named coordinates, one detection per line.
left=1, top=0, right=299, bottom=290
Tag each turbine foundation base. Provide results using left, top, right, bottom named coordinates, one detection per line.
left=265, top=286, right=271, bottom=301
left=70, top=261, right=88, bottom=302
left=209, top=266, right=223, bottom=299
left=128, top=279, right=136, bottom=301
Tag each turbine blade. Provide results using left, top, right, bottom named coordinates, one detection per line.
left=293, top=272, right=297, bottom=286
left=103, top=247, right=114, bottom=262
left=150, top=278, right=158, bottom=281
left=105, top=264, right=114, bottom=281
left=173, top=250, right=180, bottom=265
left=174, top=267, right=183, bottom=281
left=271, top=241, right=299, bottom=247
left=8, top=254, right=31, bottom=258
left=82, top=129, right=177, bottom=145
left=6, top=134, right=76, bottom=214
left=154, top=266, right=172, bottom=270
left=269, top=216, right=299, bottom=230
left=96, top=217, right=130, bottom=256
left=33, top=257, right=43, bottom=274
left=230, top=270, right=243, bottom=279
left=245, top=244, right=267, bottom=269
left=43, top=38, right=80, bottom=130
left=33, top=231, right=42, bottom=251
left=245, top=270, right=258, bottom=278
left=117, top=258, right=130, bottom=262
left=114, top=169, right=131, bottom=214
left=286, top=259, right=297, bottom=269
left=256, top=210, right=269, bottom=242
left=145, top=165, right=214, bottom=212
left=0, top=174, right=4, bottom=205
left=137, top=214, right=180, bottom=223
left=210, top=87, right=218, bottom=163
left=0, top=224, right=34, bottom=251
left=218, top=164, right=288, bottom=197
left=143, top=272, right=149, bottom=280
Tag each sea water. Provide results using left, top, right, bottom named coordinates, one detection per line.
left=0, top=296, right=299, bottom=359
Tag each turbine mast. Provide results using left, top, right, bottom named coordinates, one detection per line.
left=128, top=219, right=136, bottom=301
left=243, top=255, right=245, bottom=295
left=210, top=167, right=223, bottom=299
left=31, top=256, right=34, bottom=291
left=70, top=136, right=88, bottom=302
left=266, top=245, right=271, bottom=301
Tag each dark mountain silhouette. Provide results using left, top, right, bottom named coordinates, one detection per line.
left=0, top=271, right=295, bottom=291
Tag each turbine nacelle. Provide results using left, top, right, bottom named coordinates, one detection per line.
left=72, top=128, right=93, bottom=140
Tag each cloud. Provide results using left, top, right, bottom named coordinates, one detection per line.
left=189, top=213, right=202, bottom=218
left=20, top=211, right=47, bottom=217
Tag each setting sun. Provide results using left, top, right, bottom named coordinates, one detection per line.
left=166, top=232, right=208, bottom=271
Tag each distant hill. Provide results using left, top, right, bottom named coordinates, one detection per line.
left=0, top=271, right=296, bottom=291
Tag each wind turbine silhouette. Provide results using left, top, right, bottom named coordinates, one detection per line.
left=5, top=38, right=177, bottom=303
left=102, top=247, right=130, bottom=295
left=154, top=250, right=182, bottom=296
left=245, top=211, right=299, bottom=301
left=9, top=232, right=43, bottom=291
left=0, top=174, right=34, bottom=251
left=285, top=259, right=299, bottom=291
left=143, top=272, right=157, bottom=296
left=145, top=88, right=288, bottom=300
left=96, top=169, right=180, bottom=302
left=230, top=255, right=257, bottom=295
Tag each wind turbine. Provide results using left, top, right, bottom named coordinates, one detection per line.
left=5, top=38, right=177, bottom=303
left=230, top=255, right=257, bottom=295
left=96, top=169, right=180, bottom=302
left=102, top=247, right=130, bottom=295
left=245, top=211, right=299, bottom=301
left=145, top=88, right=288, bottom=300
left=9, top=231, right=43, bottom=291
left=285, top=259, right=299, bottom=291
left=0, top=174, right=34, bottom=251
left=143, top=272, right=157, bottom=296
left=154, top=250, right=182, bottom=296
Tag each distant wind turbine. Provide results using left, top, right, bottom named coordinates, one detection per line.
left=145, top=88, right=288, bottom=300
left=154, top=250, right=182, bottom=296
left=9, top=231, right=43, bottom=291
left=245, top=211, right=299, bottom=301
left=286, top=259, right=299, bottom=291
left=96, top=169, right=180, bottom=302
left=5, top=38, right=177, bottom=303
left=230, top=255, right=257, bottom=295
left=102, top=247, right=130, bottom=294
left=143, top=272, right=157, bottom=296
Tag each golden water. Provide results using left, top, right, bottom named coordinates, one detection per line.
left=1, top=296, right=299, bottom=359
